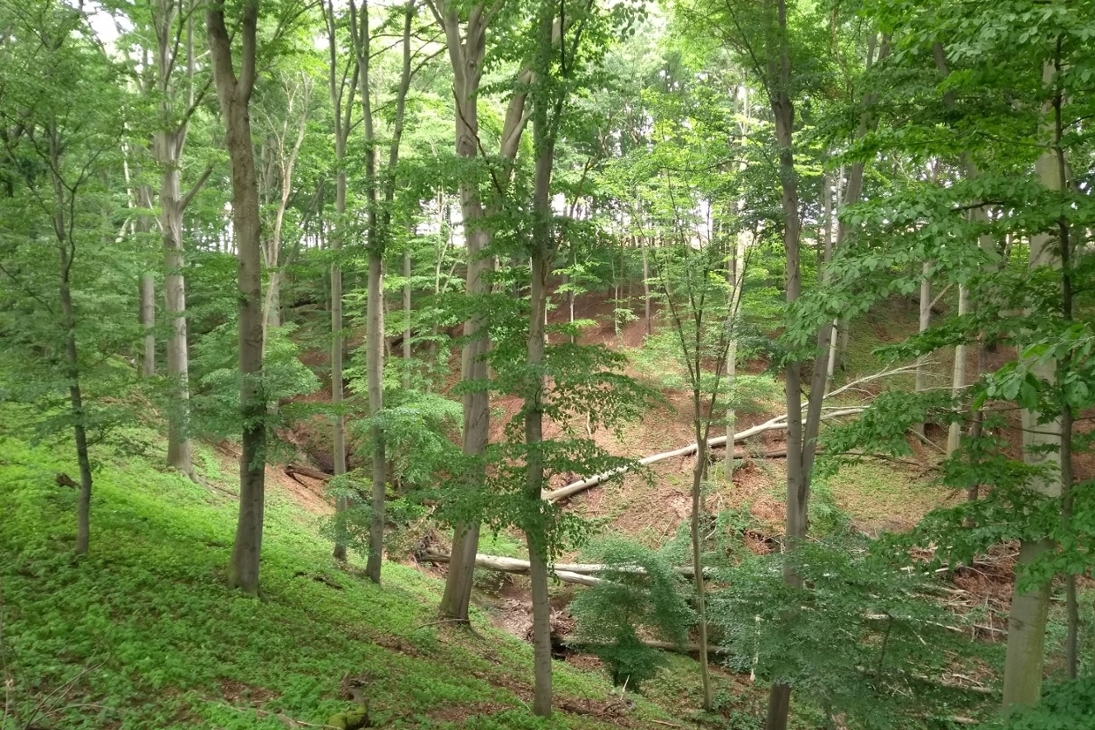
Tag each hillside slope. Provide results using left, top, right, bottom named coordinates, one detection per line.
left=0, top=406, right=687, bottom=730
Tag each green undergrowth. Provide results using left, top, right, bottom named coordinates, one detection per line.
left=0, top=405, right=681, bottom=730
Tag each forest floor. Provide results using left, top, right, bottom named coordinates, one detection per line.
left=0, top=403, right=708, bottom=730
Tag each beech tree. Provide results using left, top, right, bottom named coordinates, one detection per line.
left=0, top=0, right=130, bottom=555
left=426, top=0, right=533, bottom=622
left=206, top=0, right=266, bottom=596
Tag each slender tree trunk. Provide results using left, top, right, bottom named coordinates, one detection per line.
left=325, top=0, right=355, bottom=561
left=61, top=270, right=94, bottom=556
left=1002, top=61, right=1064, bottom=702
left=157, top=129, right=194, bottom=476
left=526, top=12, right=555, bottom=713
left=836, top=316, right=850, bottom=371
left=365, top=250, right=386, bottom=581
left=208, top=0, right=265, bottom=596
left=140, top=273, right=156, bottom=377
left=691, top=406, right=713, bottom=709
left=52, top=149, right=94, bottom=555
left=403, top=247, right=412, bottom=388
left=138, top=186, right=156, bottom=378
left=642, top=242, right=652, bottom=336
left=946, top=285, right=969, bottom=455
left=526, top=247, right=553, bottom=717
left=765, top=1, right=808, bottom=727
left=912, top=264, right=932, bottom=437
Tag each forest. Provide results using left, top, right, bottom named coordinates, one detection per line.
left=0, top=0, right=1093, bottom=728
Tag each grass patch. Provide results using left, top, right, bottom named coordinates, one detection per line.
left=825, top=459, right=949, bottom=533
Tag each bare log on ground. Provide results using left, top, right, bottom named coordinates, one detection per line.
left=285, top=463, right=333, bottom=484
left=421, top=551, right=603, bottom=586
left=560, top=635, right=733, bottom=656
left=421, top=551, right=710, bottom=580
left=542, top=406, right=864, bottom=503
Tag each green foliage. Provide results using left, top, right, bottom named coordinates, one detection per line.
left=708, top=541, right=991, bottom=729
left=571, top=539, right=695, bottom=690
left=986, top=677, right=1095, bottom=730
left=190, top=322, right=319, bottom=441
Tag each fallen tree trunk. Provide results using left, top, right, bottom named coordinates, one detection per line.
left=421, top=551, right=709, bottom=580
left=285, top=463, right=333, bottom=483
left=560, top=635, right=733, bottom=656
left=421, top=552, right=603, bottom=586
left=542, top=407, right=865, bottom=503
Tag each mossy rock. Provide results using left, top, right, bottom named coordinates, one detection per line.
left=326, top=707, right=370, bottom=730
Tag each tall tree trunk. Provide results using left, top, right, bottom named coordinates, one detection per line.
left=149, top=0, right=209, bottom=479
left=355, top=0, right=414, bottom=583
left=912, top=264, right=932, bottom=437
left=403, top=247, right=412, bottom=388
left=140, top=272, right=156, bottom=377
left=365, top=248, right=386, bottom=581
left=208, top=0, right=265, bottom=597
left=642, top=241, right=652, bottom=336
left=1002, top=55, right=1067, bottom=708
left=325, top=0, right=357, bottom=561
left=158, top=128, right=193, bottom=476
left=432, top=0, right=532, bottom=620
left=138, top=186, right=156, bottom=378
left=765, top=1, right=807, bottom=727
left=946, top=284, right=969, bottom=455
left=525, top=7, right=557, bottom=713
left=526, top=244, right=553, bottom=719
left=260, top=74, right=310, bottom=353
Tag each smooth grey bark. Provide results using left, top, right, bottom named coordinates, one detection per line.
left=1002, top=56, right=1067, bottom=709
left=140, top=272, right=156, bottom=377
left=259, top=74, right=311, bottom=352
left=208, top=0, right=266, bottom=597
left=351, top=0, right=414, bottom=583
left=150, top=0, right=211, bottom=479
left=324, top=0, right=357, bottom=561
left=137, top=186, right=156, bottom=378
left=428, top=0, right=532, bottom=620
left=946, top=283, right=969, bottom=455
left=911, top=263, right=932, bottom=437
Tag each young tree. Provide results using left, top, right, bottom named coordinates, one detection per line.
left=348, top=0, right=416, bottom=584
left=323, top=0, right=358, bottom=562
left=0, top=0, right=128, bottom=555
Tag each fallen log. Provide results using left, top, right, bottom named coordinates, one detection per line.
left=542, top=407, right=865, bottom=503
left=421, top=551, right=603, bottom=586
left=421, top=551, right=710, bottom=580
left=559, top=635, right=733, bottom=656
left=285, top=463, right=333, bottom=484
